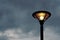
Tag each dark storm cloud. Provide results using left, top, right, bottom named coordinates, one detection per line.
left=0, top=0, right=42, bottom=32
left=0, top=0, right=60, bottom=36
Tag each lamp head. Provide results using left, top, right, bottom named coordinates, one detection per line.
left=32, top=11, right=51, bottom=24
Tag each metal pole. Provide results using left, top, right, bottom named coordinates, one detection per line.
left=40, top=24, right=43, bottom=40
left=39, top=21, right=44, bottom=40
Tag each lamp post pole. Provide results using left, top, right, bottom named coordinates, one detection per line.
left=32, top=11, right=51, bottom=40
left=39, top=21, right=44, bottom=40
left=40, top=24, right=43, bottom=40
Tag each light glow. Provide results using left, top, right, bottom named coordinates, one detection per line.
left=36, top=13, right=45, bottom=20
left=40, top=16, right=44, bottom=20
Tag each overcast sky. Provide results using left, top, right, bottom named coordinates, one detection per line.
left=0, top=0, right=60, bottom=40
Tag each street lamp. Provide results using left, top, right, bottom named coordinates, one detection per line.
left=32, top=11, right=51, bottom=40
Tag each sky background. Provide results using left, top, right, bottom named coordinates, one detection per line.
left=0, top=0, right=60, bottom=40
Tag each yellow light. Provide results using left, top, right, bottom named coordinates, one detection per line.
left=39, top=13, right=45, bottom=20
left=36, top=13, right=45, bottom=20
left=32, top=11, right=51, bottom=22
left=40, top=16, right=44, bottom=20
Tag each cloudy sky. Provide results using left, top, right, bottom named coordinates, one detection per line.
left=0, top=0, right=60, bottom=40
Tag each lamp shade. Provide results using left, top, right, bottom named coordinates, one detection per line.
left=32, top=11, right=51, bottom=22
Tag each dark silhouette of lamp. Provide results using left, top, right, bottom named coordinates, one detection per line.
left=32, top=11, right=51, bottom=40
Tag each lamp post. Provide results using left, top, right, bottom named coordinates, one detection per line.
left=32, top=11, right=51, bottom=40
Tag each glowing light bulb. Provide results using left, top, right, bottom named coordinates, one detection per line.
left=40, top=16, right=44, bottom=20
left=36, top=13, right=45, bottom=20
left=39, top=13, right=45, bottom=20
left=32, top=11, right=51, bottom=21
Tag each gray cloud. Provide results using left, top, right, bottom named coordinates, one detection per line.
left=0, top=26, right=60, bottom=40
left=44, top=27, right=60, bottom=40
left=0, top=28, right=39, bottom=40
left=0, top=0, right=60, bottom=40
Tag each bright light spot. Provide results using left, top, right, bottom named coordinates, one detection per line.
left=40, top=16, right=44, bottom=20
left=37, top=13, right=45, bottom=20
